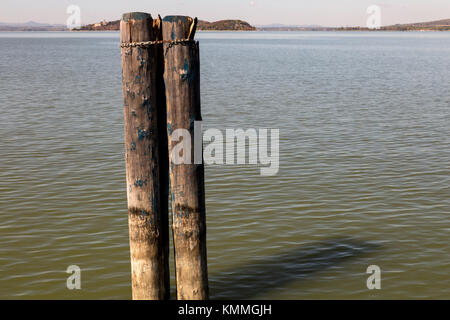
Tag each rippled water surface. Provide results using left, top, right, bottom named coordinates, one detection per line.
left=0, top=31, right=449, bottom=299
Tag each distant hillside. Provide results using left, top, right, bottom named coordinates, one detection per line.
left=0, top=21, right=67, bottom=31
left=197, top=20, right=255, bottom=31
left=75, top=20, right=119, bottom=31
left=383, top=18, right=450, bottom=31
left=395, top=18, right=450, bottom=27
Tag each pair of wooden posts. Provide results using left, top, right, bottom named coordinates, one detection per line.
left=120, top=12, right=208, bottom=300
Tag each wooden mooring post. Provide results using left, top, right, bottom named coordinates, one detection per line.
left=162, top=16, right=209, bottom=300
left=120, top=12, right=208, bottom=300
left=120, top=12, right=170, bottom=300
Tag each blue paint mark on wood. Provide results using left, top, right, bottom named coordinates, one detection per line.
left=134, top=179, right=148, bottom=188
left=170, top=25, right=176, bottom=40
left=142, top=98, right=149, bottom=108
left=135, top=75, right=141, bottom=84
left=181, top=58, right=194, bottom=84
left=137, top=47, right=142, bottom=59
left=142, top=98, right=152, bottom=121
left=138, top=128, right=150, bottom=140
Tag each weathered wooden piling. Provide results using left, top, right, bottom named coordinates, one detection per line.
left=153, top=15, right=171, bottom=301
left=162, top=15, right=209, bottom=300
left=120, top=12, right=169, bottom=300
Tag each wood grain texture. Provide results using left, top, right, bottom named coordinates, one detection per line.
left=162, top=15, right=209, bottom=300
left=120, top=12, right=169, bottom=300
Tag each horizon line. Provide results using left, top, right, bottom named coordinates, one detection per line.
left=1, top=15, right=450, bottom=29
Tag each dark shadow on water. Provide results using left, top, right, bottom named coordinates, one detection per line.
left=209, top=237, right=380, bottom=299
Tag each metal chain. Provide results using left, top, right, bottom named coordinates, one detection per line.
left=119, top=39, right=194, bottom=48
left=164, top=40, right=196, bottom=56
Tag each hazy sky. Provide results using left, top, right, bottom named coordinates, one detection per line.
left=1, top=0, right=449, bottom=26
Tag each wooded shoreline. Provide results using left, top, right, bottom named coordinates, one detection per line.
left=1, top=18, right=449, bottom=32
left=73, top=17, right=450, bottom=31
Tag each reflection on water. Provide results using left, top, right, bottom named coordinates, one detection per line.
left=0, top=31, right=449, bottom=299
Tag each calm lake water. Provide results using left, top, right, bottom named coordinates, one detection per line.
left=0, top=31, right=449, bottom=299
